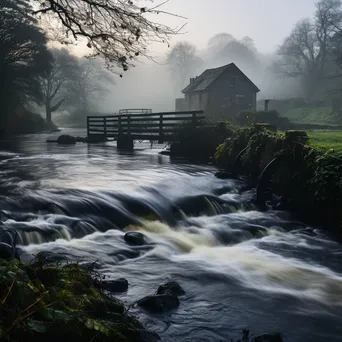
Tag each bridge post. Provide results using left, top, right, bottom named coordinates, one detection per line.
left=127, top=115, right=131, bottom=135
left=87, top=116, right=90, bottom=138
left=117, top=136, right=133, bottom=150
left=104, top=117, right=107, bottom=140
left=192, top=112, right=197, bottom=128
left=118, top=116, right=122, bottom=136
left=159, top=114, right=163, bottom=144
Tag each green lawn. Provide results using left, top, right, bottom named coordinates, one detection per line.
left=284, top=107, right=342, bottom=125
left=307, top=130, right=342, bottom=153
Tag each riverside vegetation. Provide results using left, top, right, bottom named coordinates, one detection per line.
left=0, top=256, right=159, bottom=342
left=171, top=118, right=342, bottom=233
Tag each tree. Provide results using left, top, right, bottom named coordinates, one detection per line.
left=66, top=58, right=115, bottom=113
left=241, top=36, right=258, bottom=54
left=217, top=40, right=260, bottom=70
left=0, top=0, right=51, bottom=128
left=207, top=33, right=235, bottom=53
left=38, top=49, right=79, bottom=128
left=274, top=0, right=342, bottom=100
left=33, top=0, right=183, bottom=72
left=167, top=41, right=202, bottom=90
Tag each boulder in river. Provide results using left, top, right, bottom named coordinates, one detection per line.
left=57, top=135, right=76, bottom=145
left=137, top=294, right=180, bottom=313
left=0, top=242, right=19, bottom=260
left=215, top=171, right=231, bottom=179
left=252, top=333, right=283, bottom=342
left=124, top=232, right=145, bottom=246
left=157, top=281, right=185, bottom=296
left=101, top=278, right=128, bottom=293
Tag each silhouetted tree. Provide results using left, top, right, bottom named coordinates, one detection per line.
left=207, top=33, right=235, bottom=53
left=274, top=0, right=342, bottom=100
left=38, top=49, right=78, bottom=129
left=0, top=0, right=51, bottom=129
left=167, top=41, right=202, bottom=90
left=218, top=40, right=260, bottom=70
left=33, top=0, right=183, bottom=72
left=66, top=58, right=115, bottom=113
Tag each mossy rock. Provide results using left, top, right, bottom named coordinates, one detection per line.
left=0, top=259, right=156, bottom=341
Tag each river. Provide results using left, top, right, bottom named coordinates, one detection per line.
left=0, top=129, right=342, bottom=342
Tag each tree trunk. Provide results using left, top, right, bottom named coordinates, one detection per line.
left=46, top=104, right=52, bottom=130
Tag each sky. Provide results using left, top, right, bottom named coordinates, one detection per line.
left=153, top=0, right=317, bottom=54
left=67, top=0, right=320, bottom=112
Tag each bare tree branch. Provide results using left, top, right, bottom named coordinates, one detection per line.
left=33, top=0, right=186, bottom=72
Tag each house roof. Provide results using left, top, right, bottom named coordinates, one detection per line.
left=182, top=63, right=260, bottom=94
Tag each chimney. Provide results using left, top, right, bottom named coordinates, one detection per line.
left=190, top=78, right=195, bottom=84
left=264, top=99, right=270, bottom=111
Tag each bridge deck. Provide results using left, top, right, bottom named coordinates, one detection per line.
left=87, top=110, right=205, bottom=143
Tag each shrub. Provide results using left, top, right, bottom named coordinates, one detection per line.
left=6, top=106, right=46, bottom=134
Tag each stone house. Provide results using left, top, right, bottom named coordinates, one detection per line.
left=176, top=63, right=260, bottom=120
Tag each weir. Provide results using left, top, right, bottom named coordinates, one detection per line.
left=86, top=110, right=205, bottom=148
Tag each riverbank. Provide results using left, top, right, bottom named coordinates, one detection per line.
left=214, top=126, right=342, bottom=233
left=0, top=257, right=158, bottom=342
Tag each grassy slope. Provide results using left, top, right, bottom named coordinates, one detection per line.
left=284, top=107, right=342, bottom=125
left=308, top=130, right=342, bottom=153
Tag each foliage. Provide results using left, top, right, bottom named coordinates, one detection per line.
left=0, top=257, right=149, bottom=341
left=34, top=0, right=183, bottom=72
left=215, top=125, right=342, bottom=229
left=0, top=0, right=51, bottom=130
left=6, top=107, right=46, bottom=134
left=215, top=126, right=285, bottom=175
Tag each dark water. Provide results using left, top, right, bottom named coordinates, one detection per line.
left=1, top=129, right=342, bottom=342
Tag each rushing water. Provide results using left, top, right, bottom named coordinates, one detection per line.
left=1, top=129, right=342, bottom=342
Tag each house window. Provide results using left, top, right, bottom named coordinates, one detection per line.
left=230, top=77, right=237, bottom=86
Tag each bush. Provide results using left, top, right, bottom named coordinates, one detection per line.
left=6, top=106, right=46, bottom=134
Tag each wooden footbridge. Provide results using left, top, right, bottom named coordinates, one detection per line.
left=87, top=110, right=205, bottom=148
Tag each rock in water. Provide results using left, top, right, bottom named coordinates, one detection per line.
left=252, top=333, right=283, bottom=342
left=157, top=281, right=185, bottom=296
left=0, top=242, right=16, bottom=260
left=138, top=330, right=161, bottom=342
left=137, top=294, right=180, bottom=313
left=57, top=135, right=76, bottom=145
left=124, top=232, right=145, bottom=246
left=101, top=278, right=128, bottom=293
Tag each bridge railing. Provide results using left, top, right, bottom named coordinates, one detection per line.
left=87, top=111, right=205, bottom=142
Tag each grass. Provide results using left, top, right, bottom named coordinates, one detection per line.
left=284, top=107, right=342, bottom=125
left=307, top=130, right=342, bottom=153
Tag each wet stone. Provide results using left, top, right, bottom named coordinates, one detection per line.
left=137, top=294, right=180, bottom=314
left=57, top=135, right=76, bottom=145
left=0, top=242, right=19, bottom=260
left=124, top=232, right=145, bottom=246
left=157, top=281, right=185, bottom=296
left=252, top=333, right=283, bottom=342
left=101, top=278, right=128, bottom=293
